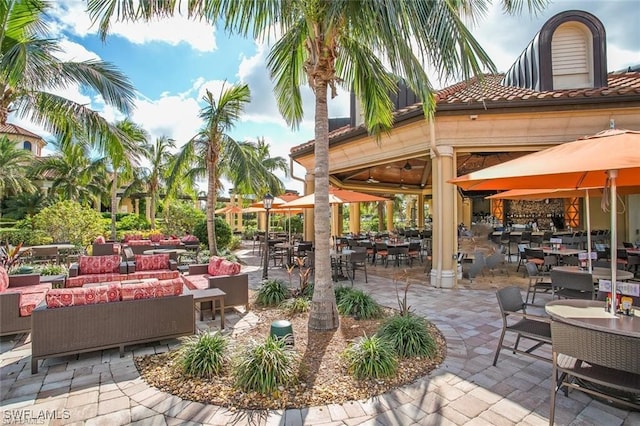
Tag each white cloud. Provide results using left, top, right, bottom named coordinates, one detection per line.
left=52, top=0, right=217, bottom=52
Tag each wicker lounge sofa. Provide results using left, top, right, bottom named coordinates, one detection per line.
left=184, top=256, right=249, bottom=312
left=0, top=268, right=52, bottom=336
left=66, top=254, right=128, bottom=287
left=31, top=278, right=194, bottom=373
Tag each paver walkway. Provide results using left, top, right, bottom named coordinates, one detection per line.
left=1, top=244, right=638, bottom=425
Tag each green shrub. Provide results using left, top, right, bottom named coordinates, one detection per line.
left=33, top=263, right=68, bottom=276
left=32, top=201, right=103, bottom=246
left=378, top=314, right=437, bottom=358
left=0, top=227, right=51, bottom=246
left=179, top=332, right=228, bottom=379
left=334, top=285, right=352, bottom=305
left=280, top=297, right=311, bottom=315
left=342, top=334, right=398, bottom=379
left=116, top=214, right=150, bottom=231
left=256, top=279, right=289, bottom=307
left=193, top=217, right=232, bottom=250
left=336, top=288, right=383, bottom=320
left=234, top=335, right=297, bottom=395
left=162, top=202, right=205, bottom=236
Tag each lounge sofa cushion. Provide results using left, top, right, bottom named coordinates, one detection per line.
left=159, top=239, right=181, bottom=246
left=0, top=266, right=8, bottom=292
left=66, top=273, right=124, bottom=288
left=120, top=278, right=184, bottom=301
left=127, top=270, right=180, bottom=281
left=79, top=255, right=121, bottom=274
left=134, top=254, right=170, bottom=271
left=45, top=284, right=121, bottom=308
left=19, top=291, right=47, bottom=316
left=127, top=239, right=152, bottom=246
left=183, top=274, right=208, bottom=291
left=149, top=233, right=164, bottom=242
left=208, top=256, right=241, bottom=276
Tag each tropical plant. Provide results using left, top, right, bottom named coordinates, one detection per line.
left=0, top=242, right=27, bottom=270
left=101, top=119, right=147, bottom=240
left=280, top=297, right=310, bottom=316
left=3, top=192, right=51, bottom=220
left=179, top=331, right=228, bottom=379
left=139, top=136, right=176, bottom=229
left=341, top=334, right=398, bottom=380
left=30, top=140, right=106, bottom=206
left=193, top=216, right=232, bottom=252
left=378, top=314, right=437, bottom=358
left=336, top=288, right=383, bottom=320
left=89, top=0, right=548, bottom=331
left=1, top=0, right=136, bottom=156
left=334, top=285, right=352, bottom=306
left=256, top=279, right=289, bottom=307
left=32, top=200, right=104, bottom=246
left=0, top=137, right=36, bottom=218
left=162, top=201, right=205, bottom=237
left=169, top=84, right=251, bottom=254
left=116, top=214, right=150, bottom=231
left=234, top=334, right=297, bottom=395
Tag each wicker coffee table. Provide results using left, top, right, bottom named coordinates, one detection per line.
left=192, top=288, right=226, bottom=328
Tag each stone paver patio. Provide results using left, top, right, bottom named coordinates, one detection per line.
left=1, top=244, right=639, bottom=425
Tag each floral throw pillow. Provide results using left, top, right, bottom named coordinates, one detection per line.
left=134, top=254, right=169, bottom=271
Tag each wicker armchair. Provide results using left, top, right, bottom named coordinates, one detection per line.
left=493, top=286, right=552, bottom=366
left=551, top=269, right=595, bottom=300
left=549, top=321, right=640, bottom=424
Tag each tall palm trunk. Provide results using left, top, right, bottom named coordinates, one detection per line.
left=206, top=159, right=218, bottom=255
left=111, top=169, right=118, bottom=240
left=149, top=192, right=156, bottom=229
left=308, top=78, right=339, bottom=331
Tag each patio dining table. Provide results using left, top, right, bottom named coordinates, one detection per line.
left=553, top=265, right=634, bottom=282
left=546, top=299, right=640, bottom=338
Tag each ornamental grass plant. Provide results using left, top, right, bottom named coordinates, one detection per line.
left=179, top=332, right=228, bottom=379
left=341, top=334, right=398, bottom=380
left=234, top=335, right=297, bottom=395
left=256, top=279, right=289, bottom=306
left=336, top=288, right=383, bottom=320
left=378, top=314, right=437, bottom=358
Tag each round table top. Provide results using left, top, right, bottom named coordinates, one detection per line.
left=553, top=266, right=634, bottom=281
left=546, top=299, right=640, bottom=338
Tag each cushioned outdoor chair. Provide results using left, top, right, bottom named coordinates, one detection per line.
left=525, top=261, right=552, bottom=306
left=551, top=269, right=595, bottom=300
left=549, top=321, right=640, bottom=425
left=493, top=286, right=552, bottom=366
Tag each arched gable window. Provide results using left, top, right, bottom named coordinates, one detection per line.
left=23, top=141, right=32, bottom=151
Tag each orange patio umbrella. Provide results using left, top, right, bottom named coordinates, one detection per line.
left=280, top=188, right=387, bottom=208
left=214, top=205, right=244, bottom=214
left=451, top=128, right=640, bottom=306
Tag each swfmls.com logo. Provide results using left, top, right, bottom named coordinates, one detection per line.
left=3, top=409, right=71, bottom=424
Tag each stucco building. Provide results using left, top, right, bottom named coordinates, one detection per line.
left=289, top=10, right=640, bottom=288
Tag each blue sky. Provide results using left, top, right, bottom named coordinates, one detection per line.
left=11, top=0, right=640, bottom=196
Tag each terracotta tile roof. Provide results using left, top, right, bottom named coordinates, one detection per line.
left=0, top=123, right=44, bottom=139
left=290, top=72, right=640, bottom=155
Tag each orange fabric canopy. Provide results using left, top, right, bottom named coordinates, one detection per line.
left=450, top=129, right=640, bottom=190
left=280, top=188, right=387, bottom=208
left=486, top=186, right=640, bottom=201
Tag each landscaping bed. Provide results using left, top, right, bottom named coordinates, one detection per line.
left=134, top=305, right=446, bottom=410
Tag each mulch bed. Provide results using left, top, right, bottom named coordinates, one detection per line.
left=134, top=305, right=446, bottom=410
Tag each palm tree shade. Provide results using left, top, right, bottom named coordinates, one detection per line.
left=88, top=0, right=548, bottom=330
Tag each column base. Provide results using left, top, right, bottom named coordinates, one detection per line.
left=430, top=269, right=456, bottom=289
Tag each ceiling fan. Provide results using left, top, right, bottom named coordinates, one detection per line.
left=386, top=160, right=425, bottom=171
left=366, top=169, right=379, bottom=184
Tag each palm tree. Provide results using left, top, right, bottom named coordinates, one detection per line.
left=3, top=191, right=51, bottom=220
left=1, top=0, right=136, bottom=145
left=140, top=136, right=176, bottom=229
left=31, top=140, right=107, bottom=206
left=89, top=0, right=547, bottom=331
left=170, top=84, right=251, bottom=254
left=100, top=119, right=147, bottom=240
left=229, top=137, right=287, bottom=197
left=0, top=136, right=36, bottom=218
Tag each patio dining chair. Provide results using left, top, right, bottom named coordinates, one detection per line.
left=549, top=321, right=640, bottom=425
left=345, top=248, right=368, bottom=284
left=550, top=269, right=595, bottom=300
left=525, top=261, right=552, bottom=306
left=493, top=286, right=552, bottom=366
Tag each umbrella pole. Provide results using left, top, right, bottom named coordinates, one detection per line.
left=586, top=190, right=593, bottom=273
left=609, top=170, right=618, bottom=312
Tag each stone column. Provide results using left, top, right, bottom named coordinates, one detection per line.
left=134, top=198, right=140, bottom=215
left=417, top=194, right=425, bottom=229
left=331, top=204, right=341, bottom=237
left=377, top=202, right=385, bottom=232
left=385, top=200, right=394, bottom=232
left=303, top=172, right=315, bottom=242
left=349, top=203, right=361, bottom=234
left=430, top=145, right=457, bottom=288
